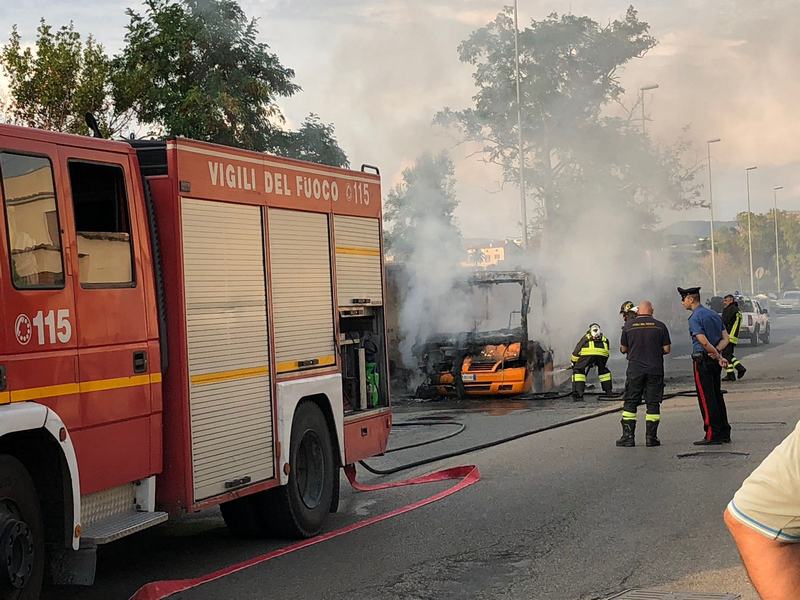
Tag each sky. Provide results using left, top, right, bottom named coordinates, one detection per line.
left=2, top=0, right=800, bottom=238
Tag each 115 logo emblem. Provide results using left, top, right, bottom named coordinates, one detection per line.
left=15, top=310, right=72, bottom=346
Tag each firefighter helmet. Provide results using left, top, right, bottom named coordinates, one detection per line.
left=588, top=323, right=602, bottom=339
left=620, top=300, right=635, bottom=315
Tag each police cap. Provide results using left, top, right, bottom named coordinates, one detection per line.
left=677, top=286, right=701, bottom=299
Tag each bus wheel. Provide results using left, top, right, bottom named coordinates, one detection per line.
left=0, top=456, right=43, bottom=600
left=263, top=402, right=334, bottom=538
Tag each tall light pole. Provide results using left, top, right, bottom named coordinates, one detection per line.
left=513, top=0, right=527, bottom=250
left=640, top=84, right=659, bottom=135
left=707, top=138, right=721, bottom=295
left=745, top=166, right=757, bottom=295
left=773, top=186, right=784, bottom=294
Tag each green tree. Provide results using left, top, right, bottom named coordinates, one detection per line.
left=1, top=20, right=123, bottom=135
left=114, top=0, right=298, bottom=151
left=383, top=151, right=461, bottom=262
left=2, top=2, right=348, bottom=166
left=436, top=6, right=701, bottom=236
left=712, top=210, right=800, bottom=292
left=114, top=0, right=348, bottom=164
left=280, top=114, right=349, bottom=168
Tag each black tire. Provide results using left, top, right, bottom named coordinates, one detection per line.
left=260, top=402, right=335, bottom=538
left=329, top=467, right=341, bottom=514
left=0, top=455, right=44, bottom=600
left=762, top=325, right=771, bottom=344
left=220, top=494, right=266, bottom=538
left=751, top=327, right=759, bottom=346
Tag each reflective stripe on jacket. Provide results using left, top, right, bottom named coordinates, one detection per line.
left=573, top=333, right=610, bottom=359
left=729, top=312, right=741, bottom=345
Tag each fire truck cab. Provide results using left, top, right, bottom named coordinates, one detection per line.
left=0, top=124, right=391, bottom=598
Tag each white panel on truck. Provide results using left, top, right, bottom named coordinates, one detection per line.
left=182, top=198, right=274, bottom=501
left=268, top=208, right=335, bottom=375
left=333, top=215, right=383, bottom=307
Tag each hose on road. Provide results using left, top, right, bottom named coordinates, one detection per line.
left=360, top=405, right=621, bottom=476
left=385, top=421, right=467, bottom=454
left=361, top=387, right=706, bottom=476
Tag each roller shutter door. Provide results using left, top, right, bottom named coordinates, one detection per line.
left=268, top=208, right=335, bottom=374
left=182, top=198, right=274, bottom=501
left=334, top=215, right=383, bottom=306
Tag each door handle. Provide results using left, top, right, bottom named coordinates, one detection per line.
left=133, top=351, right=148, bottom=374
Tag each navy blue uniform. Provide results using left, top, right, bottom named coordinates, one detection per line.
left=689, top=305, right=731, bottom=442
left=620, top=315, right=671, bottom=423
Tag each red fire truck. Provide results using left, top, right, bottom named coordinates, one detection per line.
left=0, top=123, right=392, bottom=598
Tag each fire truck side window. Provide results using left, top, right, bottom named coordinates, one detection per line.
left=0, top=153, right=65, bottom=289
left=68, top=161, right=134, bottom=287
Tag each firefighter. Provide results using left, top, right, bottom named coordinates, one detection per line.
left=620, top=300, right=638, bottom=327
left=616, top=300, right=671, bottom=447
left=570, top=323, right=612, bottom=400
left=721, top=294, right=747, bottom=381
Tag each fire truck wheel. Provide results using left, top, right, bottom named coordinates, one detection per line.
left=0, top=455, right=44, bottom=600
left=263, top=401, right=335, bottom=538
left=220, top=495, right=265, bottom=538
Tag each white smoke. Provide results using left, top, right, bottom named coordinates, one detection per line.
left=391, top=183, right=472, bottom=369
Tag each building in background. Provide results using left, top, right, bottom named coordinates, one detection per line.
left=463, top=238, right=523, bottom=268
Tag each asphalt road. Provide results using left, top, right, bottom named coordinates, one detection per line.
left=45, top=313, right=800, bottom=600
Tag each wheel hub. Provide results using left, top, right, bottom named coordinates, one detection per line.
left=296, top=430, right=325, bottom=510
left=0, top=516, right=34, bottom=590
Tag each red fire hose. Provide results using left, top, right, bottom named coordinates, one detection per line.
left=129, top=463, right=480, bottom=600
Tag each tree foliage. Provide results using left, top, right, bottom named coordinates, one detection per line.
left=711, top=211, right=800, bottom=292
left=1, top=21, right=123, bottom=135
left=280, top=114, right=349, bottom=168
left=114, top=0, right=297, bottom=151
left=0, top=1, right=348, bottom=167
left=383, top=152, right=461, bottom=262
left=436, top=6, right=701, bottom=235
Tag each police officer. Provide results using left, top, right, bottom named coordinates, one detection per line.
left=570, top=323, right=612, bottom=400
left=679, top=286, right=732, bottom=445
left=616, top=301, right=671, bottom=447
left=721, top=294, right=747, bottom=381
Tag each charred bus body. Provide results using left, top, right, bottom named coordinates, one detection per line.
left=413, top=270, right=553, bottom=398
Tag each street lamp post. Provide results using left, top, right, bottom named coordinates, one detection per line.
left=707, top=138, right=721, bottom=295
left=640, top=84, right=659, bottom=135
left=513, top=0, right=527, bottom=250
left=773, top=186, right=784, bottom=294
left=745, top=166, right=757, bottom=295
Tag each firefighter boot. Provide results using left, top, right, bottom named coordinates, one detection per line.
left=735, top=364, right=747, bottom=380
left=723, top=369, right=736, bottom=382
left=645, top=420, right=661, bottom=447
left=601, top=380, right=613, bottom=396
left=615, top=420, right=635, bottom=447
left=572, top=380, right=585, bottom=401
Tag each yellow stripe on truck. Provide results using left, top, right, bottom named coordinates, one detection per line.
left=190, top=366, right=269, bottom=386
left=79, top=374, right=152, bottom=394
left=335, top=246, right=381, bottom=257
left=0, top=373, right=163, bottom=404
left=276, top=355, right=336, bottom=374
left=11, top=382, right=81, bottom=403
